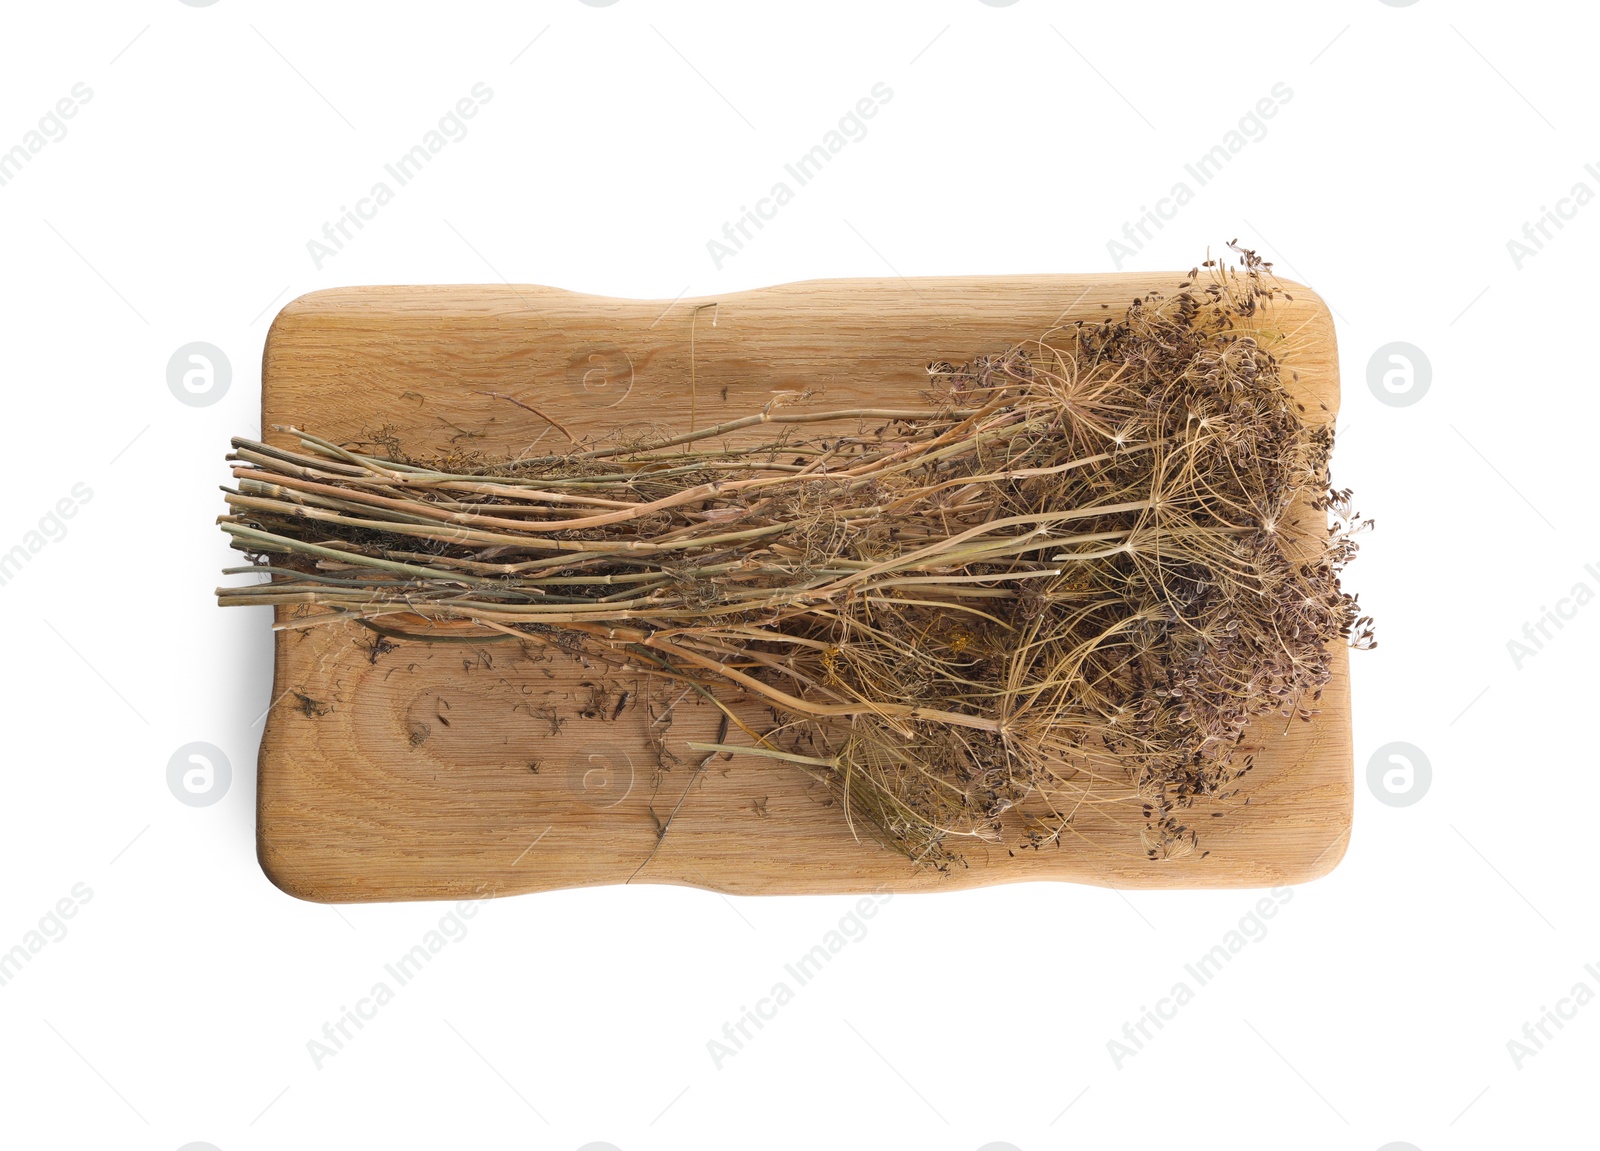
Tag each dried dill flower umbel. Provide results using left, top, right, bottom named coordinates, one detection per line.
left=218, top=247, right=1372, bottom=869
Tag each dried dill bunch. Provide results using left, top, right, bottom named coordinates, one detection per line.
left=218, top=244, right=1372, bottom=869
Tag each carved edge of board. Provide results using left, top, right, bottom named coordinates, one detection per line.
left=252, top=274, right=1351, bottom=903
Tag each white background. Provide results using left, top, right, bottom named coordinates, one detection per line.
left=1, top=1, right=1595, bottom=1148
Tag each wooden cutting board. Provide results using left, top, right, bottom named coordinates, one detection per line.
left=252, top=273, right=1351, bottom=903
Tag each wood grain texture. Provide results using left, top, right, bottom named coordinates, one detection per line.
left=253, top=274, right=1350, bottom=903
